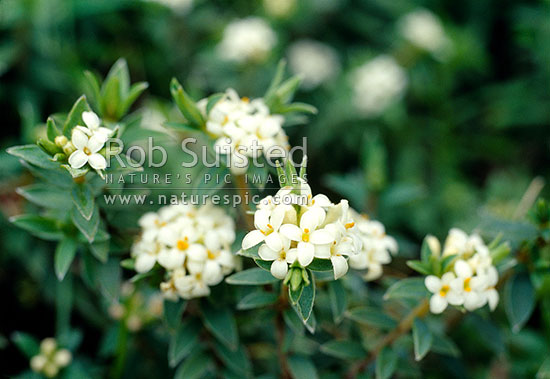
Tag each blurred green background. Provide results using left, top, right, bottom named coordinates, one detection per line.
left=1, top=0, right=549, bottom=376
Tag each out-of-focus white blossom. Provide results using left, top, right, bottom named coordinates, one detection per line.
left=398, top=9, right=451, bottom=58
left=287, top=40, right=340, bottom=89
left=351, top=55, right=407, bottom=117
left=217, top=17, right=277, bottom=64
left=132, top=203, right=238, bottom=300
left=242, top=177, right=363, bottom=280
left=348, top=213, right=398, bottom=281
left=424, top=228, right=500, bottom=314
left=196, top=88, right=289, bottom=175
left=263, top=0, right=295, bottom=18
left=30, top=338, right=72, bottom=378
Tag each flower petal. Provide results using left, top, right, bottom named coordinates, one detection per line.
left=297, top=242, right=314, bottom=266
left=425, top=275, right=441, bottom=293
left=88, top=153, right=107, bottom=170
left=258, top=244, right=279, bottom=261
left=269, top=205, right=286, bottom=231
left=310, top=229, right=334, bottom=245
left=254, top=209, right=270, bottom=231
left=331, top=255, right=348, bottom=280
left=279, top=224, right=302, bottom=242
left=88, top=134, right=106, bottom=153
left=71, top=129, right=89, bottom=150
left=242, top=230, right=265, bottom=250
left=430, top=295, right=447, bottom=314
left=135, top=254, right=156, bottom=273
left=68, top=150, right=88, bottom=169
left=270, top=259, right=288, bottom=279
left=82, top=111, right=100, bottom=129
left=300, top=209, right=322, bottom=231
left=454, top=259, right=473, bottom=278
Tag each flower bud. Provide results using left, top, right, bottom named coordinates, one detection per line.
left=30, top=354, right=47, bottom=372
left=62, top=141, right=76, bottom=155
left=290, top=267, right=303, bottom=292
left=53, top=349, right=72, bottom=367
left=43, top=362, right=59, bottom=378
left=40, top=338, right=57, bottom=355
left=54, top=135, right=68, bottom=147
left=126, top=315, right=143, bottom=332
left=37, top=138, right=61, bottom=155
left=426, top=235, right=441, bottom=258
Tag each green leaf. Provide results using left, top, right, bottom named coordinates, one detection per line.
left=254, top=259, right=272, bottom=271
left=328, top=280, right=347, bottom=323
left=7, top=145, right=60, bottom=170
left=164, top=300, right=187, bottom=330
left=440, top=254, right=458, bottom=273
left=274, top=76, right=301, bottom=106
left=90, top=239, right=109, bottom=263
left=264, top=59, right=287, bottom=104
left=11, top=332, right=40, bottom=358
left=384, top=278, right=429, bottom=301
left=55, top=273, right=73, bottom=336
left=71, top=205, right=99, bottom=243
left=283, top=308, right=304, bottom=335
left=83, top=70, right=102, bottom=113
left=206, top=93, right=225, bottom=114
left=345, top=306, right=397, bottom=330
left=46, top=117, right=60, bottom=141
left=96, top=259, right=121, bottom=302
left=16, top=184, right=70, bottom=209
left=120, top=81, right=148, bottom=117
left=174, top=350, right=213, bottom=379
left=71, top=183, right=94, bottom=220
left=420, top=238, right=433, bottom=263
left=307, top=258, right=333, bottom=272
left=412, top=318, right=432, bottom=361
left=504, top=272, right=535, bottom=332
left=170, top=78, right=204, bottom=129
left=63, top=95, right=90, bottom=136
left=430, top=335, right=461, bottom=358
left=406, top=260, right=432, bottom=275
left=278, top=102, right=318, bottom=115
left=320, top=340, right=366, bottom=360
left=62, top=164, right=89, bottom=179
left=276, top=160, right=287, bottom=187
left=201, top=304, right=238, bottom=350
left=287, top=355, right=318, bottom=379
left=102, top=76, right=121, bottom=119
left=10, top=214, right=63, bottom=240
left=376, top=347, right=397, bottom=379
left=55, top=237, right=78, bottom=281
left=289, top=281, right=304, bottom=305
left=169, top=319, right=200, bottom=367
left=237, top=291, right=278, bottom=310
left=225, top=268, right=279, bottom=285
left=294, top=270, right=315, bottom=323
left=213, top=342, right=252, bottom=377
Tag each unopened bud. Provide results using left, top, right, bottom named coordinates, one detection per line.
left=426, top=235, right=441, bottom=258
left=54, top=135, right=68, bottom=147
left=290, top=268, right=303, bottom=292
left=43, top=362, right=59, bottom=378
left=40, top=338, right=57, bottom=355
left=30, top=355, right=47, bottom=372
left=53, top=349, right=72, bottom=367
left=62, top=141, right=76, bottom=155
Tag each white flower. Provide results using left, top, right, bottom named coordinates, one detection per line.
left=30, top=338, right=72, bottom=377
left=480, top=266, right=499, bottom=311
left=398, top=9, right=450, bottom=56
left=450, top=259, right=487, bottom=311
left=348, top=214, right=398, bottom=281
left=258, top=236, right=296, bottom=279
left=132, top=202, right=237, bottom=300
left=351, top=55, right=407, bottom=117
left=287, top=40, right=340, bottom=89
left=68, top=129, right=107, bottom=170
left=198, top=88, right=288, bottom=174
left=425, top=272, right=463, bottom=314
left=279, top=207, right=334, bottom=266
left=242, top=205, right=286, bottom=251
left=217, top=18, right=277, bottom=63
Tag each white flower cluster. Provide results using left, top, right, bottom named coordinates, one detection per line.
left=197, top=89, right=288, bottom=175
left=217, top=17, right=277, bottom=63
left=398, top=9, right=450, bottom=57
left=131, top=203, right=238, bottom=300
left=425, top=228, right=499, bottom=314
left=67, top=111, right=114, bottom=171
left=242, top=179, right=363, bottom=280
left=287, top=40, right=340, bottom=89
left=348, top=212, right=398, bottom=281
left=30, top=338, right=72, bottom=378
left=351, top=55, right=408, bottom=117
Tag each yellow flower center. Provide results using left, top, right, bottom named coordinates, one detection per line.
left=302, top=228, right=310, bottom=242
left=464, top=277, right=472, bottom=292
left=154, top=220, right=167, bottom=227
left=177, top=237, right=189, bottom=251
left=345, top=222, right=355, bottom=229
left=261, top=224, right=274, bottom=236
left=241, top=97, right=250, bottom=103
left=83, top=147, right=91, bottom=155
left=439, top=284, right=450, bottom=297
left=207, top=250, right=218, bottom=259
